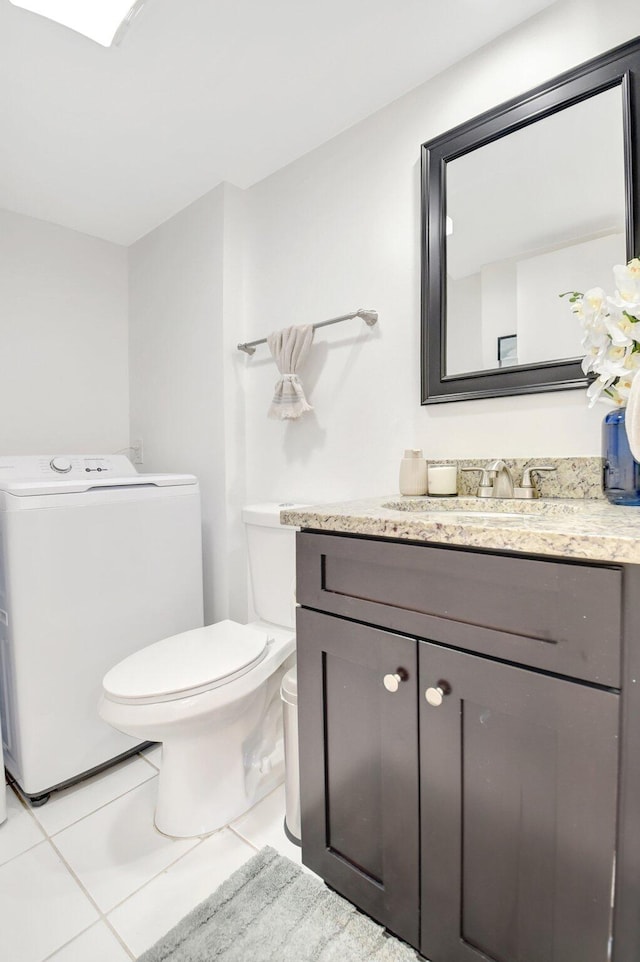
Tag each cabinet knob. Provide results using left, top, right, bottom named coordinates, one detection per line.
left=383, top=669, right=408, bottom=692
left=425, top=681, right=451, bottom=707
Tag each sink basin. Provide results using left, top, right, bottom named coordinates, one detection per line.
left=382, top=497, right=582, bottom=519
left=387, top=508, right=526, bottom=523
left=421, top=510, right=524, bottom=521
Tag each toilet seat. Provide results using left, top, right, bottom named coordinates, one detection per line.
left=102, top=620, right=270, bottom=706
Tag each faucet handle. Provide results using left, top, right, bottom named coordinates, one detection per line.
left=516, top=464, right=557, bottom=499
left=461, top=466, right=494, bottom=497
left=521, top=464, right=557, bottom=486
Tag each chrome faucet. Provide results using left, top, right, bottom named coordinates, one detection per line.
left=483, top=460, right=515, bottom=498
left=462, top=461, right=557, bottom=499
left=461, top=460, right=514, bottom=498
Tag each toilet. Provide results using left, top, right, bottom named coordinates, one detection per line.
left=99, top=503, right=300, bottom=838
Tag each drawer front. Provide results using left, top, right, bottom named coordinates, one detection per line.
left=297, top=532, right=622, bottom=687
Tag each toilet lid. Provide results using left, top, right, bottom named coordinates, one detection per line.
left=102, top=620, right=269, bottom=703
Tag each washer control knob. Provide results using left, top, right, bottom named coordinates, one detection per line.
left=50, top=457, right=73, bottom=474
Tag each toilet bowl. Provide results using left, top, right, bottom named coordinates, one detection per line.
left=99, top=620, right=294, bottom=837
left=99, top=503, right=303, bottom=838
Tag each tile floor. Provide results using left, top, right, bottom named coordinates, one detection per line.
left=0, top=746, right=304, bottom=961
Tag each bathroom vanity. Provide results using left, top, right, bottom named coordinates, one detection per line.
left=284, top=497, right=640, bottom=962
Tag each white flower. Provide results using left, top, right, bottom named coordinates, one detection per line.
left=586, top=374, right=616, bottom=407
left=599, top=345, right=630, bottom=377
left=583, top=287, right=607, bottom=314
left=579, top=287, right=609, bottom=330
left=604, top=310, right=637, bottom=347
left=616, top=374, right=635, bottom=398
left=565, top=258, right=640, bottom=408
left=581, top=335, right=609, bottom=374
left=607, top=386, right=628, bottom=406
left=614, top=263, right=640, bottom=303
left=607, top=291, right=640, bottom=320
left=570, top=299, right=585, bottom=321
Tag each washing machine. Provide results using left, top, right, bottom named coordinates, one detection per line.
left=0, top=711, right=6, bottom=824
left=0, top=454, right=204, bottom=802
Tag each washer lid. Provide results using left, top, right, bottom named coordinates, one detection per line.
left=102, top=620, right=269, bottom=704
left=0, top=455, right=197, bottom=496
left=0, top=474, right=197, bottom=497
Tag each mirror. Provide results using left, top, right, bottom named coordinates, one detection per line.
left=421, top=38, right=640, bottom=404
left=446, top=88, right=626, bottom=377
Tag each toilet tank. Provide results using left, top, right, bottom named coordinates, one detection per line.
left=242, top=503, right=306, bottom=630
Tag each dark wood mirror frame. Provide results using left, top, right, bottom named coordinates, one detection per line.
left=420, top=37, right=640, bottom=405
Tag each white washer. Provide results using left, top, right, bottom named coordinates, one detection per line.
left=0, top=712, right=6, bottom=825
left=0, top=455, right=203, bottom=801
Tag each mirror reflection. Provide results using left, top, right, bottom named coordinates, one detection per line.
left=445, top=86, right=626, bottom=378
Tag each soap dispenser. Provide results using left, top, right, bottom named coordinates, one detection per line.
left=399, top=449, right=428, bottom=496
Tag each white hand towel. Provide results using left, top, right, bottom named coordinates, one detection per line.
left=625, top=373, right=640, bottom=461
left=267, top=324, right=314, bottom=420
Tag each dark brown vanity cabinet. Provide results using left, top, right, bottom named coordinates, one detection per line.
left=419, top=643, right=618, bottom=962
left=296, top=531, right=640, bottom=962
left=297, top=609, right=421, bottom=946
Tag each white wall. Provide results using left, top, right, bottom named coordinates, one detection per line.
left=0, top=208, right=129, bottom=453
left=128, top=184, right=247, bottom=624
left=219, top=186, right=250, bottom=623
left=240, top=0, right=640, bottom=503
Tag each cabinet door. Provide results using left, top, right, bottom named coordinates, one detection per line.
left=419, top=643, right=619, bottom=962
left=297, top=608, right=420, bottom=948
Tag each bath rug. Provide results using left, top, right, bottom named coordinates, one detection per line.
left=137, top=846, right=421, bottom=962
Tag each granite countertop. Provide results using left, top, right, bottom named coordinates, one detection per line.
left=281, top=496, right=640, bottom=565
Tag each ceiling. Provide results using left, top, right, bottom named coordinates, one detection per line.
left=0, top=0, right=556, bottom=245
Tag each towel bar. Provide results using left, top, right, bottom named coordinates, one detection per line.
left=237, top=309, right=378, bottom=355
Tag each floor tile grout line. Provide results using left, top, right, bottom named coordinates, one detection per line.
left=102, top=915, right=137, bottom=960
left=46, top=833, right=107, bottom=918
left=1, top=825, right=254, bottom=962
left=47, top=771, right=158, bottom=840
left=0, top=785, right=48, bottom=869
left=48, top=822, right=209, bottom=917
left=227, top=824, right=261, bottom=853
left=14, top=770, right=159, bottom=841
left=11, top=784, right=233, bottom=918
left=41, top=821, right=214, bottom=959
left=6, top=838, right=219, bottom=959
left=44, top=834, right=136, bottom=959
left=3, top=771, right=288, bottom=958
left=103, top=833, right=212, bottom=916
left=103, top=830, right=260, bottom=956
left=20, top=834, right=112, bottom=962
left=8, top=753, right=159, bottom=835
left=39, top=919, right=102, bottom=962
left=38, top=917, right=137, bottom=962
left=0, top=834, right=51, bottom=871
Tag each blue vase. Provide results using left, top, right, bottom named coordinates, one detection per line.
left=603, top=407, right=640, bottom=505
